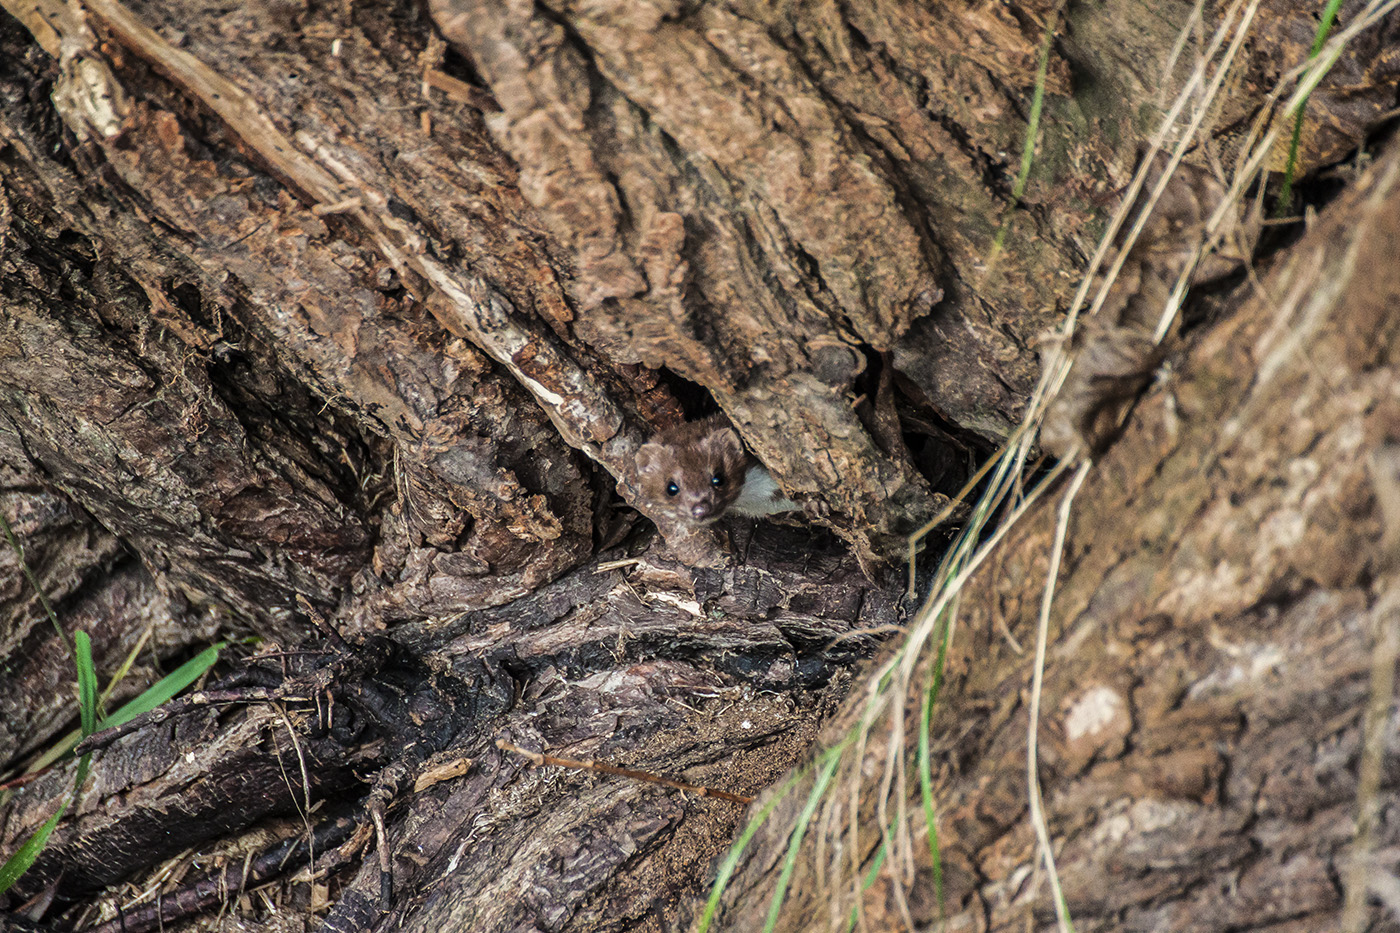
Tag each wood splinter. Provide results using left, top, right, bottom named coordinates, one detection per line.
left=312, top=196, right=364, bottom=216
left=496, top=740, right=753, bottom=805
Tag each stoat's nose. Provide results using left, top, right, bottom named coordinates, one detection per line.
left=691, top=503, right=712, bottom=520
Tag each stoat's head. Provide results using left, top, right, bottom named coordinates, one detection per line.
left=635, top=423, right=747, bottom=523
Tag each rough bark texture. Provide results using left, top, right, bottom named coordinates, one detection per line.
left=0, top=0, right=1397, bottom=931
left=719, top=126, right=1400, bottom=933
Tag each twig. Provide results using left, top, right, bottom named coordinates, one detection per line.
left=422, top=68, right=501, bottom=112
left=84, top=814, right=359, bottom=933
left=496, top=740, right=753, bottom=805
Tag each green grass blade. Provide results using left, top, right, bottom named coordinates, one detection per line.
left=99, top=626, right=153, bottom=708
left=74, top=632, right=99, bottom=738
left=762, top=747, right=844, bottom=933
left=73, top=633, right=99, bottom=792
left=0, top=641, right=220, bottom=894
left=20, top=642, right=226, bottom=777
left=0, top=512, right=69, bottom=654
left=97, top=643, right=223, bottom=732
left=844, top=817, right=895, bottom=932
left=1011, top=14, right=1056, bottom=205
left=989, top=7, right=1059, bottom=260
left=73, top=752, right=90, bottom=796
left=696, top=770, right=804, bottom=933
left=0, top=806, right=66, bottom=895
left=1275, top=0, right=1345, bottom=211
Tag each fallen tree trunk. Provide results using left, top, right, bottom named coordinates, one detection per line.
left=1, top=0, right=1398, bottom=931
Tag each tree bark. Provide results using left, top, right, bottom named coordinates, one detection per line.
left=719, top=126, right=1400, bottom=933
left=0, top=0, right=1397, bottom=931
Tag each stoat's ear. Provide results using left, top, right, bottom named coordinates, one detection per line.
left=701, top=426, right=743, bottom=460
left=635, top=443, right=671, bottom=476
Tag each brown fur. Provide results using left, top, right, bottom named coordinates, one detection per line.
left=634, top=415, right=751, bottom=523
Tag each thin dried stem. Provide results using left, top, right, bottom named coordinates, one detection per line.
left=1027, top=459, right=1091, bottom=933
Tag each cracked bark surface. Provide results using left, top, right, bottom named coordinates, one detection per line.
left=0, top=0, right=1398, bottom=931
left=718, top=131, right=1400, bottom=933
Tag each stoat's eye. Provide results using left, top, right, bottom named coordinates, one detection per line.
left=711, top=473, right=725, bottom=488
left=666, top=481, right=679, bottom=497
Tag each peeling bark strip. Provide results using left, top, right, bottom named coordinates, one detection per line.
left=716, top=135, right=1400, bottom=933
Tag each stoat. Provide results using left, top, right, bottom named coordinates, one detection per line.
left=634, top=415, right=796, bottom=524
